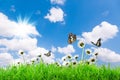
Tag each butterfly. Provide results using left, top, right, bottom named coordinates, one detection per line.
left=68, top=33, right=77, bottom=44
left=91, top=38, right=101, bottom=47
left=44, top=51, right=51, bottom=57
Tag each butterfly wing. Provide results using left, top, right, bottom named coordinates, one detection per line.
left=91, top=38, right=101, bottom=47
left=48, top=51, right=51, bottom=56
left=73, top=34, right=76, bottom=41
left=91, top=41, right=96, bottom=45
left=68, top=39, right=72, bottom=44
left=44, top=51, right=51, bottom=57
left=96, top=38, right=101, bottom=47
left=68, top=33, right=76, bottom=44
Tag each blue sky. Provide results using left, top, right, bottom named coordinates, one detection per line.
left=0, top=0, right=120, bottom=67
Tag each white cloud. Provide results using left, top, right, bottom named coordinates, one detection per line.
left=0, top=12, right=39, bottom=38
left=51, top=46, right=57, bottom=52
left=29, top=47, right=48, bottom=58
left=94, top=48, right=120, bottom=62
left=0, top=53, right=14, bottom=67
left=0, top=38, right=37, bottom=51
left=51, top=0, right=65, bottom=5
left=42, top=55, right=55, bottom=64
left=44, top=7, right=65, bottom=23
left=0, top=12, right=40, bottom=52
left=0, top=48, right=8, bottom=52
left=81, top=21, right=119, bottom=44
left=58, top=45, right=75, bottom=54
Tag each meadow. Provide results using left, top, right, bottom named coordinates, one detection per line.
left=1, top=34, right=120, bottom=80
left=0, top=63, right=120, bottom=80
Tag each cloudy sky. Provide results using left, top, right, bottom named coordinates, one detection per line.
left=0, top=0, right=120, bottom=67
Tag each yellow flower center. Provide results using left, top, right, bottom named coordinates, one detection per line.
left=86, top=51, right=90, bottom=54
left=80, top=42, right=84, bottom=47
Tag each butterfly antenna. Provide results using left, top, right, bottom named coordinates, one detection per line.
left=91, top=41, right=96, bottom=45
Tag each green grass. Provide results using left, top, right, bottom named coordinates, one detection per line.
left=0, top=63, right=120, bottom=80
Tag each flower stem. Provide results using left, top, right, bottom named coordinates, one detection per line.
left=81, top=48, right=84, bottom=62
left=23, top=55, right=25, bottom=64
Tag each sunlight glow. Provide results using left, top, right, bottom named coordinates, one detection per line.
left=15, top=16, right=39, bottom=38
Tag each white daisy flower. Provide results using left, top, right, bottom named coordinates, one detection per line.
left=66, top=54, right=72, bottom=60
left=62, top=61, right=70, bottom=67
left=78, top=40, right=85, bottom=48
left=94, top=52, right=99, bottom=56
left=72, top=60, right=77, bottom=65
left=18, top=50, right=24, bottom=55
left=89, top=57, right=97, bottom=64
left=55, top=62, right=61, bottom=67
left=61, top=56, right=67, bottom=62
left=85, top=49, right=92, bottom=55
left=85, top=60, right=90, bottom=65
left=73, top=55, right=79, bottom=60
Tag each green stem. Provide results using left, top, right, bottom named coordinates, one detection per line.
left=23, top=55, right=25, bottom=64
left=81, top=48, right=84, bottom=61
left=40, top=57, right=43, bottom=63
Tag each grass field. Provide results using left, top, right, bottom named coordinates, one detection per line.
left=0, top=40, right=119, bottom=80
left=0, top=63, right=120, bottom=80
